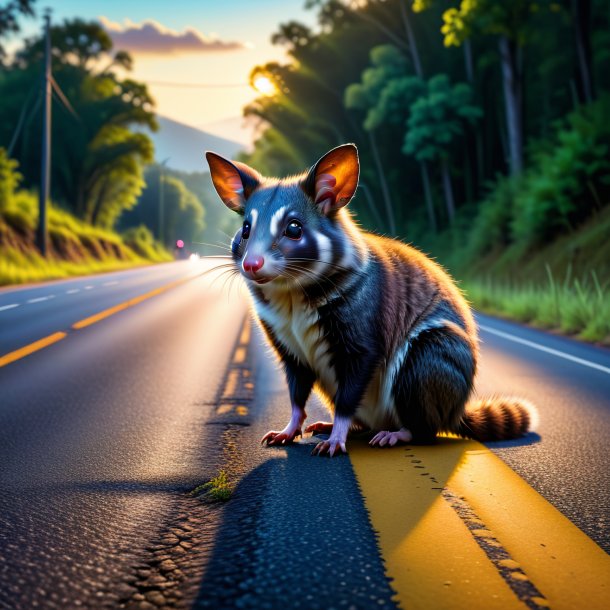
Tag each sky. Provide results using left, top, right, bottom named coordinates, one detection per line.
left=11, top=0, right=317, bottom=143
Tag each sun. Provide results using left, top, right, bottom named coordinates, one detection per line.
left=252, top=75, right=276, bottom=96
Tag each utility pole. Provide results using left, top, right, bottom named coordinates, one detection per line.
left=159, top=158, right=170, bottom=245
left=37, top=9, right=52, bottom=256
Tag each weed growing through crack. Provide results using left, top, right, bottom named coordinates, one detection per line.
left=191, top=470, right=233, bottom=502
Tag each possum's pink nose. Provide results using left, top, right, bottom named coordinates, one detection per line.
left=243, top=255, right=264, bottom=275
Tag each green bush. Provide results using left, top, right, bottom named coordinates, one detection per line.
left=123, top=225, right=171, bottom=263
left=464, top=174, right=518, bottom=261
left=0, top=147, right=22, bottom=212
left=511, top=97, right=610, bottom=245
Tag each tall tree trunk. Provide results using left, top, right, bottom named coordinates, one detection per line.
left=357, top=181, right=386, bottom=229
left=463, top=39, right=484, bottom=196
left=572, top=0, right=594, bottom=104
left=498, top=35, right=524, bottom=175
left=419, top=161, right=437, bottom=233
left=463, top=39, right=474, bottom=84
left=398, top=0, right=423, bottom=78
left=440, top=157, right=455, bottom=223
left=368, top=129, right=396, bottom=234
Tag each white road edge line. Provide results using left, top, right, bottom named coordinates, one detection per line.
left=0, top=303, right=19, bottom=312
left=479, top=324, right=610, bottom=376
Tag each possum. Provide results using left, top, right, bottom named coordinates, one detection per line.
left=206, top=143, right=537, bottom=457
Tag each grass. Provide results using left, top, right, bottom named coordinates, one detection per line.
left=0, top=245, right=150, bottom=285
left=191, top=470, right=233, bottom=502
left=463, top=265, right=610, bottom=345
left=0, top=189, right=171, bottom=285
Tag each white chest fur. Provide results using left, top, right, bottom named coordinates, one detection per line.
left=254, top=291, right=338, bottom=403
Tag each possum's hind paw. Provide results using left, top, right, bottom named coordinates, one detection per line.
left=369, top=428, right=413, bottom=447
left=304, top=421, right=334, bottom=435
left=261, top=428, right=302, bottom=446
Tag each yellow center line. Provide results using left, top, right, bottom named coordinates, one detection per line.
left=71, top=302, right=129, bottom=329
left=214, top=318, right=252, bottom=418
left=71, top=275, right=192, bottom=330
left=0, top=271, right=204, bottom=368
left=349, top=437, right=610, bottom=610
left=0, top=332, right=67, bottom=368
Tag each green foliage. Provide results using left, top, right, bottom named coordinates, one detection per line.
left=440, top=0, right=549, bottom=47
left=0, top=0, right=35, bottom=60
left=464, top=268, right=610, bottom=344
left=0, top=18, right=156, bottom=230
left=511, top=99, right=610, bottom=245
left=191, top=470, right=233, bottom=502
left=462, top=174, right=518, bottom=259
left=0, top=147, right=21, bottom=211
left=364, top=76, right=425, bottom=131
left=403, top=75, right=481, bottom=162
left=122, top=225, right=170, bottom=263
left=344, top=43, right=425, bottom=133
left=120, top=164, right=206, bottom=249
left=0, top=151, right=170, bottom=285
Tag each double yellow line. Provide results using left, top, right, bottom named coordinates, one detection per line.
left=350, top=438, right=610, bottom=609
left=0, top=274, right=197, bottom=368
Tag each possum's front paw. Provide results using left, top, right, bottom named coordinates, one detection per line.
left=261, top=426, right=302, bottom=446
left=262, top=405, right=306, bottom=446
left=311, top=438, right=347, bottom=457
left=311, top=416, right=350, bottom=457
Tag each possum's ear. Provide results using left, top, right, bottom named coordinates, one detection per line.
left=303, top=143, right=359, bottom=216
left=205, top=152, right=261, bottom=215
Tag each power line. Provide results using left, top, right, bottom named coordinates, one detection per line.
left=145, top=80, right=249, bottom=89
left=7, top=82, right=39, bottom=156
left=50, top=76, right=80, bottom=121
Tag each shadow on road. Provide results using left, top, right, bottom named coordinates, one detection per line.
left=193, top=443, right=399, bottom=610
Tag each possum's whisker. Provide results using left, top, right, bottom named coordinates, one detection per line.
left=288, top=257, right=369, bottom=278
left=191, top=241, right=233, bottom=253
left=284, top=264, right=344, bottom=306
left=285, top=262, right=351, bottom=300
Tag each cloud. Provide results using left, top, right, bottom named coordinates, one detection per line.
left=99, top=16, right=246, bottom=55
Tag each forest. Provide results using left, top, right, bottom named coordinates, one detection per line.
left=239, top=0, right=610, bottom=341
left=243, top=0, right=609, bottom=258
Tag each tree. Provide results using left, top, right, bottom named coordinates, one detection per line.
left=345, top=44, right=440, bottom=232
left=345, top=45, right=416, bottom=234
left=403, top=75, right=481, bottom=222
left=0, top=19, right=157, bottom=228
left=440, top=1, right=544, bottom=176
left=120, top=165, right=205, bottom=249
left=0, top=0, right=34, bottom=60
left=571, top=0, right=595, bottom=104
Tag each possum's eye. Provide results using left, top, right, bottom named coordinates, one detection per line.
left=242, top=221, right=251, bottom=239
left=284, top=220, right=303, bottom=240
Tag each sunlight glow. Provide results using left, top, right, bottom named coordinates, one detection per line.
left=252, top=75, right=276, bottom=96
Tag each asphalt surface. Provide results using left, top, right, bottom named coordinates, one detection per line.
left=0, top=262, right=608, bottom=608
left=476, top=313, right=610, bottom=551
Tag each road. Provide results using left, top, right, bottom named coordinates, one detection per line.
left=0, top=261, right=608, bottom=609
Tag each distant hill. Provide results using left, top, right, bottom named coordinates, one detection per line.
left=141, top=116, right=244, bottom=173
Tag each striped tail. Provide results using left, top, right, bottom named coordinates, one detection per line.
left=456, top=397, right=539, bottom=441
